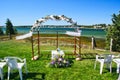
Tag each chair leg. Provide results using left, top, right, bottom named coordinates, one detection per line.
left=0, top=74, right=3, bottom=80
left=100, top=62, right=104, bottom=74
left=8, top=67, right=11, bottom=80
left=118, top=73, right=120, bottom=80
left=94, top=61, right=97, bottom=69
left=19, top=69, right=23, bottom=80
left=24, top=65, right=28, bottom=74
left=117, top=64, right=120, bottom=73
left=110, top=63, right=112, bottom=73
left=0, top=69, right=3, bottom=80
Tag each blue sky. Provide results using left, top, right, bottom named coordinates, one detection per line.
left=0, top=0, right=120, bottom=26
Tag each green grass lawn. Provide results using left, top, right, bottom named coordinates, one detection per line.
left=0, top=40, right=119, bottom=80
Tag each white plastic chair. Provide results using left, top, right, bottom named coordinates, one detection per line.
left=5, top=57, right=28, bottom=80
left=118, top=74, right=120, bottom=80
left=0, top=59, right=6, bottom=80
left=94, top=54, right=113, bottom=74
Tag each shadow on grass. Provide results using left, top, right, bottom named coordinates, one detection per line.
left=81, top=53, right=97, bottom=59
left=3, top=72, right=46, bottom=80
left=112, top=67, right=118, bottom=73
left=102, top=68, right=117, bottom=74
left=25, top=72, right=46, bottom=80
left=39, top=53, right=98, bottom=60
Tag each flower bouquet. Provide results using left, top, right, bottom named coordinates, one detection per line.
left=47, top=56, right=73, bottom=68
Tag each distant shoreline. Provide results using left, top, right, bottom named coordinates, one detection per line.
left=1, top=24, right=106, bottom=29
left=1, top=26, right=106, bottom=39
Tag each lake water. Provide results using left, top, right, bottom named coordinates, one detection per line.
left=2, top=27, right=106, bottom=39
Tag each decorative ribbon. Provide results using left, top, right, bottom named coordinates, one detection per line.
left=16, top=31, right=33, bottom=40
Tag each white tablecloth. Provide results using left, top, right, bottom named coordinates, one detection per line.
left=51, top=50, right=64, bottom=60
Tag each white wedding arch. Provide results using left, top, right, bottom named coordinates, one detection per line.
left=16, top=15, right=80, bottom=39
left=31, top=15, right=77, bottom=31
left=16, top=15, right=81, bottom=60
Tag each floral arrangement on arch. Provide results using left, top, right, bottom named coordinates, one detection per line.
left=32, top=15, right=77, bottom=30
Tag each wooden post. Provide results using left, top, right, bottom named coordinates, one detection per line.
left=31, top=36, right=34, bottom=60
left=75, top=37, right=82, bottom=61
left=79, top=36, right=81, bottom=58
left=56, top=31, right=58, bottom=48
left=92, top=36, right=95, bottom=49
left=110, top=38, right=113, bottom=52
left=38, top=31, right=40, bottom=56
left=74, top=36, right=76, bottom=55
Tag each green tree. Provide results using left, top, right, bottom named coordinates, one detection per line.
left=106, top=11, right=120, bottom=52
left=5, top=18, right=15, bottom=39
left=0, top=27, right=4, bottom=35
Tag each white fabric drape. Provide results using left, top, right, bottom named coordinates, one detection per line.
left=65, top=30, right=81, bottom=37
left=16, top=31, right=33, bottom=40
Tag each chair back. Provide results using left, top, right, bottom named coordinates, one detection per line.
left=104, top=54, right=112, bottom=63
left=5, top=57, right=18, bottom=69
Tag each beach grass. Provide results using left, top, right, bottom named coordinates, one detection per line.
left=0, top=39, right=119, bottom=80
